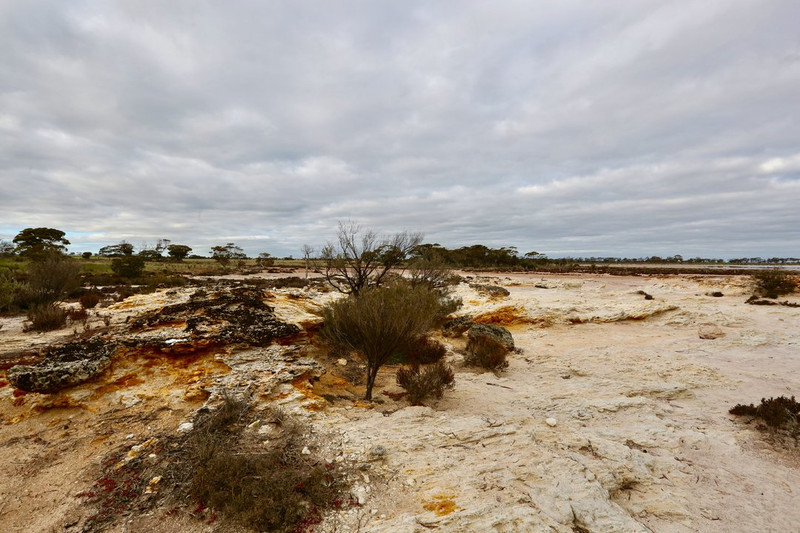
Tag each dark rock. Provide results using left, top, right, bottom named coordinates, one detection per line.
left=130, top=285, right=300, bottom=346
left=7, top=338, right=115, bottom=393
left=442, top=315, right=473, bottom=338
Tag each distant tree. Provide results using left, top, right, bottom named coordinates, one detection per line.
left=167, top=244, right=192, bottom=261
left=0, top=240, right=15, bottom=256
left=211, top=243, right=246, bottom=268
left=155, top=238, right=171, bottom=255
left=138, top=249, right=162, bottom=260
left=256, top=252, right=274, bottom=268
left=81, top=251, right=92, bottom=259
left=320, top=221, right=423, bottom=296
left=111, top=255, right=145, bottom=278
left=13, top=227, right=70, bottom=258
left=99, top=242, right=134, bottom=257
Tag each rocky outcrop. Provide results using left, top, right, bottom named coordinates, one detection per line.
left=129, top=285, right=300, bottom=346
left=7, top=338, right=115, bottom=393
left=469, top=283, right=510, bottom=297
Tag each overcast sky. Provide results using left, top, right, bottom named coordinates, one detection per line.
left=1, top=1, right=799, bottom=259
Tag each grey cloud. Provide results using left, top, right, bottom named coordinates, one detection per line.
left=1, top=1, right=799, bottom=258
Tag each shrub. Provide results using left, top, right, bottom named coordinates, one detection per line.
left=27, top=252, right=81, bottom=304
left=396, top=361, right=455, bottom=405
left=111, top=255, right=145, bottom=279
left=66, top=306, right=89, bottom=323
left=730, top=396, right=800, bottom=429
left=465, top=335, right=509, bottom=370
left=320, top=281, right=443, bottom=400
left=0, top=271, right=31, bottom=312
left=186, top=395, right=345, bottom=532
left=400, top=335, right=447, bottom=366
left=80, top=291, right=102, bottom=309
left=25, top=303, right=67, bottom=331
left=752, top=271, right=796, bottom=299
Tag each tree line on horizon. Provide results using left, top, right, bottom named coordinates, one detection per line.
left=1, top=227, right=798, bottom=267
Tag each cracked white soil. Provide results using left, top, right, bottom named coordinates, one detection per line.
left=1, top=272, right=798, bottom=532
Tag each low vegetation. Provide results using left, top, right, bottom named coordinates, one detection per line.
left=730, top=396, right=800, bottom=432
left=752, top=270, right=797, bottom=299
left=396, top=361, right=455, bottom=405
left=79, top=393, right=349, bottom=532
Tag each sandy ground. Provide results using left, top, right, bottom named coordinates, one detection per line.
left=0, top=272, right=798, bottom=532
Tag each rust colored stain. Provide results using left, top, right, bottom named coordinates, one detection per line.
left=94, top=373, right=145, bottom=395
left=474, top=305, right=536, bottom=326
left=0, top=353, right=44, bottom=371
left=422, top=493, right=459, bottom=516
left=291, top=372, right=328, bottom=411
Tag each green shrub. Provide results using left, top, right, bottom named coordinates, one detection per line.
left=27, top=253, right=81, bottom=304
left=320, top=281, right=443, bottom=400
left=0, top=271, right=31, bottom=312
left=752, top=271, right=796, bottom=299
left=111, top=255, right=145, bottom=278
left=396, top=361, right=455, bottom=405
left=25, top=303, right=67, bottom=331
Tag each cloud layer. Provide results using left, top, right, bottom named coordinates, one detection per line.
left=2, top=1, right=799, bottom=258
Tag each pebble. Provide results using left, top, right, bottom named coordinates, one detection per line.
left=301, top=446, right=312, bottom=455
left=546, top=417, right=558, bottom=427
left=177, top=422, right=194, bottom=433
left=337, top=358, right=348, bottom=366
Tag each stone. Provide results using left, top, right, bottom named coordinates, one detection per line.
left=546, top=417, right=558, bottom=427
left=469, top=283, right=510, bottom=297
left=467, top=323, right=515, bottom=351
left=442, top=315, right=473, bottom=338
left=7, top=339, right=115, bottom=393
left=699, top=325, right=725, bottom=340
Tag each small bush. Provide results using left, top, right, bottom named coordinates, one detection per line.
left=80, top=292, right=102, bottom=309
left=0, top=271, right=31, bottom=312
left=111, top=256, right=146, bottom=279
left=730, top=396, right=800, bottom=429
left=752, top=271, right=796, bottom=299
left=25, top=303, right=67, bottom=331
left=465, top=335, right=509, bottom=370
left=402, top=335, right=447, bottom=366
left=396, top=361, right=455, bottom=405
left=66, top=306, right=89, bottom=323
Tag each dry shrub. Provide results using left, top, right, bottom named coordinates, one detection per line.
left=80, top=291, right=102, bottom=309
left=730, top=396, right=800, bottom=430
left=400, top=335, right=447, bottom=366
left=752, top=271, right=796, bottom=299
left=24, top=303, right=67, bottom=331
left=66, top=306, right=89, bottom=323
left=465, top=335, right=509, bottom=370
left=27, top=252, right=81, bottom=304
left=396, top=361, right=455, bottom=405
left=185, top=395, right=346, bottom=533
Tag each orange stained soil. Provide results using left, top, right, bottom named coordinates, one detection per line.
left=422, top=493, right=460, bottom=516
left=474, top=305, right=538, bottom=326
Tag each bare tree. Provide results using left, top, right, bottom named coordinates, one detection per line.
left=301, top=245, right=314, bottom=279
left=320, top=221, right=422, bottom=296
